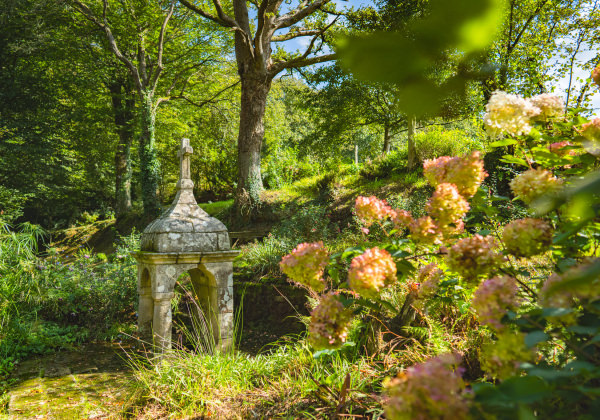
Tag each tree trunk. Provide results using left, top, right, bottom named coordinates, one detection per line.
left=235, top=74, right=271, bottom=216
left=108, top=79, right=135, bottom=220
left=382, top=124, right=391, bottom=155
left=138, top=90, right=161, bottom=218
left=407, top=115, right=418, bottom=170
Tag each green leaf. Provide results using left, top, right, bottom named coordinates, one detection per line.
left=524, top=331, right=548, bottom=348
left=500, top=155, right=528, bottom=167
left=490, top=138, right=518, bottom=147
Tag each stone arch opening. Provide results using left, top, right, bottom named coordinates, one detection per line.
left=140, top=268, right=151, bottom=289
left=138, top=267, right=154, bottom=340
left=187, top=266, right=219, bottom=350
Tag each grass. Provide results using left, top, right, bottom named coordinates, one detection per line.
left=199, top=199, right=234, bottom=216
left=126, top=337, right=391, bottom=418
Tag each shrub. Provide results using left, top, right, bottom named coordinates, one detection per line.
left=414, top=125, right=485, bottom=161
left=280, top=93, right=600, bottom=419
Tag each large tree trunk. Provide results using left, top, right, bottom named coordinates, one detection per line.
left=235, top=74, right=271, bottom=216
left=407, top=115, right=418, bottom=170
left=138, top=90, right=161, bottom=218
left=108, top=78, right=135, bottom=220
left=382, top=124, right=391, bottom=155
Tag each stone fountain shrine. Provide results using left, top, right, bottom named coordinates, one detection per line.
left=132, top=138, right=239, bottom=353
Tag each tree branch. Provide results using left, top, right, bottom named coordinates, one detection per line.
left=270, top=52, right=336, bottom=75
left=272, top=28, right=323, bottom=42
left=150, top=1, right=176, bottom=92
left=71, top=0, right=144, bottom=93
left=167, top=80, right=240, bottom=107
left=178, top=0, right=237, bottom=27
left=275, top=0, right=332, bottom=29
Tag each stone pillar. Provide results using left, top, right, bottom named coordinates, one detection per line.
left=204, top=261, right=234, bottom=351
left=138, top=289, right=154, bottom=339
left=152, top=295, right=173, bottom=352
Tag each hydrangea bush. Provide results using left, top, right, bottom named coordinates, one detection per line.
left=280, top=85, right=600, bottom=418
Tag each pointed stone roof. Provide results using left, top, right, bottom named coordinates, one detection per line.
left=140, top=138, right=230, bottom=253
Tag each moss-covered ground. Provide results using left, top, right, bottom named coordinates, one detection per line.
left=5, top=343, right=133, bottom=419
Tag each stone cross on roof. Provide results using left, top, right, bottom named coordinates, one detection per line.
left=176, top=138, right=194, bottom=191
left=178, top=138, right=193, bottom=181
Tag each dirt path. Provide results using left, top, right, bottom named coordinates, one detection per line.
left=5, top=343, right=134, bottom=419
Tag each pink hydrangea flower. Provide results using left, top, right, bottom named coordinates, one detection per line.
left=415, top=263, right=443, bottom=299
left=530, top=93, right=564, bottom=119
left=308, top=292, right=353, bottom=349
left=355, top=195, right=394, bottom=227
left=471, top=276, right=519, bottom=330
left=592, top=65, right=600, bottom=87
left=280, top=242, right=329, bottom=292
left=483, top=90, right=541, bottom=137
left=480, top=331, right=532, bottom=380
left=426, top=183, right=469, bottom=231
left=423, top=152, right=487, bottom=198
left=548, top=141, right=576, bottom=157
left=540, top=259, right=600, bottom=308
left=348, top=247, right=397, bottom=298
left=423, top=156, right=453, bottom=186
left=408, top=216, right=442, bottom=245
left=509, top=168, right=563, bottom=204
left=384, top=354, right=469, bottom=420
left=392, top=209, right=414, bottom=230
left=580, top=118, right=600, bottom=156
left=502, top=218, right=553, bottom=257
left=446, top=235, right=505, bottom=281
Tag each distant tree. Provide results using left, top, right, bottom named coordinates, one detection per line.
left=180, top=0, right=341, bottom=215
left=70, top=0, right=229, bottom=218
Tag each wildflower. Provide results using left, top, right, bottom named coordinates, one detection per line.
left=348, top=247, right=397, bottom=298
left=355, top=196, right=394, bottom=227
left=415, top=263, right=443, bottom=300
left=580, top=118, right=600, bottom=156
left=483, top=90, right=540, bottom=137
left=423, top=152, right=487, bottom=198
left=529, top=93, right=564, bottom=119
left=502, top=218, right=553, bottom=257
left=471, top=276, right=519, bottom=330
left=446, top=235, right=505, bottom=281
left=408, top=216, right=442, bottom=245
left=426, top=183, right=469, bottom=230
left=308, top=292, right=353, bottom=349
left=480, top=331, right=533, bottom=380
left=509, top=168, right=563, bottom=204
left=280, top=242, right=329, bottom=292
left=384, top=354, right=469, bottom=420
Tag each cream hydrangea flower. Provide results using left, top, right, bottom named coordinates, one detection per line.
left=530, top=93, right=564, bottom=119
left=502, top=218, right=553, bottom=257
left=483, top=90, right=540, bottom=137
left=509, top=168, right=563, bottom=204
